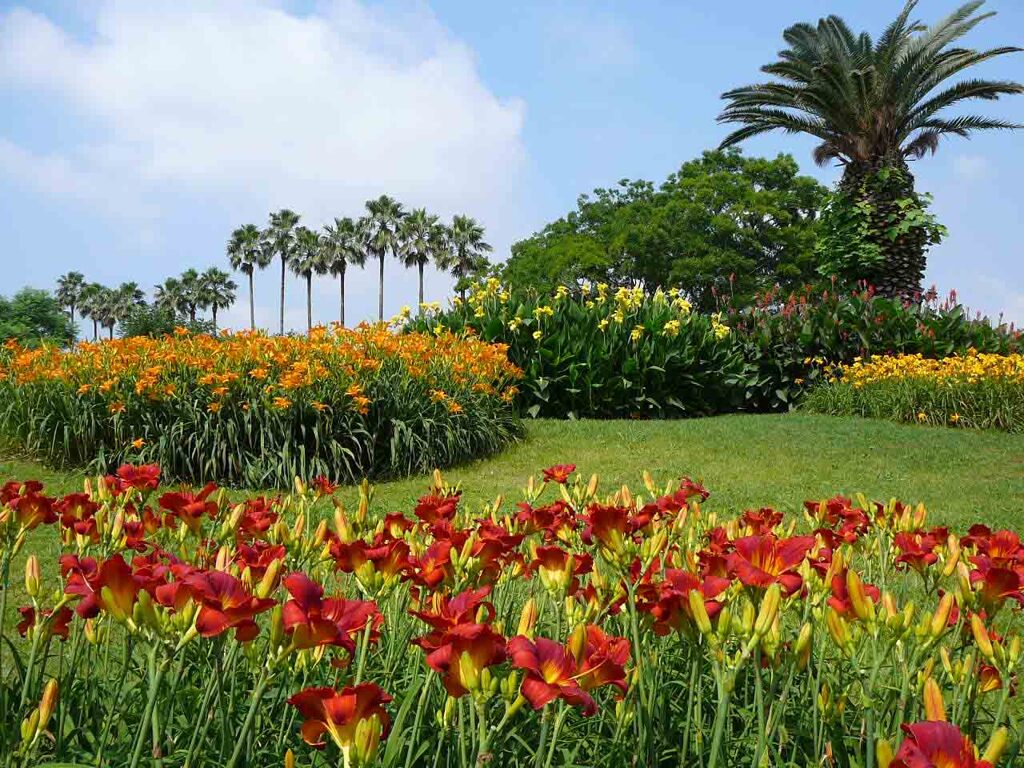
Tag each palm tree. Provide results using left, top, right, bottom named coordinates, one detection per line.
left=55, top=271, right=86, bottom=338
left=178, top=269, right=204, bottom=322
left=360, top=195, right=406, bottom=321
left=290, top=226, right=327, bottom=333
left=78, top=283, right=105, bottom=342
left=399, top=209, right=445, bottom=312
left=227, top=224, right=271, bottom=330
left=441, top=215, right=492, bottom=301
left=323, top=217, right=364, bottom=327
left=92, top=287, right=118, bottom=340
left=266, top=209, right=301, bottom=334
left=200, top=267, right=237, bottom=334
left=717, top=0, right=1022, bottom=297
left=154, top=277, right=187, bottom=318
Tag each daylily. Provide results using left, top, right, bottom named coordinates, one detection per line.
left=541, top=464, right=576, bottom=485
left=288, top=684, right=392, bottom=764
left=890, top=721, right=992, bottom=768
left=159, top=482, right=219, bottom=534
left=421, top=623, right=506, bottom=698
left=727, top=535, right=815, bottom=595
left=281, top=572, right=381, bottom=652
left=115, top=463, right=161, bottom=492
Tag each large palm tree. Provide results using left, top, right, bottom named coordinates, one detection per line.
left=154, top=277, right=187, bottom=318
left=718, top=0, right=1022, bottom=297
left=78, top=283, right=104, bottom=342
left=227, top=224, right=271, bottom=330
left=399, top=209, right=446, bottom=312
left=200, top=267, right=237, bottom=334
left=290, top=226, right=327, bottom=333
left=441, top=215, right=492, bottom=301
left=55, top=271, right=86, bottom=339
left=360, top=195, right=406, bottom=321
left=323, top=216, right=364, bottom=327
left=266, top=209, right=301, bottom=334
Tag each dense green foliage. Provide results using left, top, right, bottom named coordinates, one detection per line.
left=718, top=0, right=1023, bottom=297
left=502, top=150, right=826, bottom=310
left=0, top=288, right=75, bottom=348
left=413, top=281, right=1021, bottom=419
left=412, top=281, right=745, bottom=419
left=117, top=304, right=215, bottom=338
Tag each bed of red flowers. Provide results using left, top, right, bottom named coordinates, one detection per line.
left=0, top=463, right=1020, bottom=767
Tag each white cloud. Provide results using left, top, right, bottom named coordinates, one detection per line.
left=0, top=0, right=530, bottom=325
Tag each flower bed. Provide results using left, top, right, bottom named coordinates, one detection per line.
left=805, top=352, right=1024, bottom=431
left=1, top=463, right=1020, bottom=766
left=0, top=326, right=523, bottom=487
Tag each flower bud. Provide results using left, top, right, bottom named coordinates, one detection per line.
left=568, top=624, right=587, bottom=666
left=754, top=584, right=781, bottom=638
left=922, top=677, right=945, bottom=721
left=971, top=614, right=994, bottom=660
left=24, top=555, right=40, bottom=598
left=38, top=679, right=59, bottom=731
left=929, top=593, right=954, bottom=638
left=284, top=748, right=295, bottom=768
left=20, top=709, right=39, bottom=743
left=982, top=727, right=1009, bottom=766
left=795, top=623, right=813, bottom=670
left=516, top=599, right=538, bottom=638
left=354, top=713, right=383, bottom=764
left=257, top=558, right=282, bottom=599
left=846, top=570, right=874, bottom=624
left=876, top=739, right=894, bottom=768
left=688, top=589, right=712, bottom=635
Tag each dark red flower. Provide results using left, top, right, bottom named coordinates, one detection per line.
left=413, top=492, right=460, bottom=526
left=17, top=605, right=73, bottom=640
left=422, top=622, right=506, bottom=697
left=742, top=508, right=783, bottom=535
left=727, top=535, right=815, bottom=596
left=57, top=493, right=100, bottom=541
left=827, top=568, right=880, bottom=617
left=409, top=541, right=454, bottom=590
left=311, top=476, right=338, bottom=497
left=508, top=636, right=596, bottom=714
left=894, top=531, right=941, bottom=573
left=541, top=464, right=576, bottom=485
left=116, top=463, right=161, bottom=492
left=8, top=489, right=57, bottom=530
left=158, top=482, right=219, bottom=534
left=330, top=537, right=410, bottom=582
left=237, top=497, right=279, bottom=540
left=890, top=721, right=991, bottom=768
left=181, top=570, right=276, bottom=641
left=637, top=569, right=730, bottom=636
left=530, top=546, right=592, bottom=595
left=969, top=564, right=1024, bottom=613
left=281, top=572, right=381, bottom=652
left=287, top=684, right=391, bottom=755
left=63, top=554, right=139, bottom=621
left=235, top=542, right=286, bottom=582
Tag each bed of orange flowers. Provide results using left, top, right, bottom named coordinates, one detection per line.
left=0, top=463, right=1021, bottom=767
left=0, top=326, right=523, bottom=487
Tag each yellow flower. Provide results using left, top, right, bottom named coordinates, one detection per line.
left=662, top=319, right=681, bottom=338
left=597, top=318, right=609, bottom=332
left=917, top=412, right=927, bottom=422
left=272, top=396, right=292, bottom=410
left=109, top=401, right=126, bottom=414
left=311, top=401, right=329, bottom=412
left=630, top=325, right=645, bottom=343
left=950, top=413, right=961, bottom=423
left=508, top=317, right=523, bottom=332
left=532, top=330, right=543, bottom=340
left=208, top=402, right=222, bottom=413
left=131, top=438, right=145, bottom=449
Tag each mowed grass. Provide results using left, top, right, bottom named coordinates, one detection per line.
left=3, top=412, right=1023, bottom=530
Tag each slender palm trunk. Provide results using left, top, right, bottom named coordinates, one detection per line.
left=339, top=270, right=346, bottom=327
left=306, top=273, right=312, bottom=334
left=108, top=325, right=114, bottom=340
left=248, top=271, right=255, bottom=331
left=378, top=253, right=385, bottom=322
left=92, top=319, right=98, bottom=341
left=418, top=262, right=425, bottom=314
left=189, top=307, right=196, bottom=323
left=279, top=255, right=286, bottom=335
left=212, top=306, right=218, bottom=336
left=70, top=305, right=76, bottom=341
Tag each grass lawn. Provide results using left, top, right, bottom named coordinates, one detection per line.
left=3, top=412, right=1022, bottom=530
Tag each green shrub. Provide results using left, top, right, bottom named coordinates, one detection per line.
left=411, top=281, right=746, bottom=418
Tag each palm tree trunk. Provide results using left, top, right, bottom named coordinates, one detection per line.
left=339, top=271, right=346, bottom=327
left=378, top=254, right=385, bottom=322
left=279, top=255, right=286, bottom=335
left=70, top=305, right=76, bottom=341
left=212, top=306, right=218, bottom=336
left=418, top=262, right=425, bottom=313
left=248, top=271, right=255, bottom=331
left=306, top=274, right=312, bottom=334
left=92, top=319, right=98, bottom=341
left=108, top=325, right=114, bottom=340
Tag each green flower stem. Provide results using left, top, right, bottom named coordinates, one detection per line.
left=128, top=648, right=171, bottom=768
left=224, top=667, right=273, bottom=768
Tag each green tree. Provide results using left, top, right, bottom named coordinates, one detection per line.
left=323, top=216, right=364, bottom=327
left=200, top=267, right=237, bottom=334
left=55, top=271, right=86, bottom=339
left=400, top=208, right=446, bottom=311
left=440, top=215, right=492, bottom=302
left=178, top=269, right=204, bottom=322
left=290, top=226, right=326, bottom=333
left=718, top=0, right=1022, bottom=297
left=360, top=195, right=406, bottom=322
left=0, top=288, right=75, bottom=347
left=266, top=209, right=301, bottom=334
left=154, top=277, right=188, bottom=317
left=227, top=223, right=271, bottom=330
left=78, top=283, right=105, bottom=342
left=503, top=150, right=826, bottom=309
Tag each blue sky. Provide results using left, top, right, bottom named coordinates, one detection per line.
left=1, top=0, right=1022, bottom=330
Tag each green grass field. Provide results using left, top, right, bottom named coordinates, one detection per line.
left=3, top=413, right=1022, bottom=530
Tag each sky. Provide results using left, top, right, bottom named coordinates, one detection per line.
left=1, top=0, right=1022, bottom=331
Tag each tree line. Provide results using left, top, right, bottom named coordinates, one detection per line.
left=229, top=195, right=492, bottom=334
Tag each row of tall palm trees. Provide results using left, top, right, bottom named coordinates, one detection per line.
left=55, top=267, right=237, bottom=340
left=228, top=195, right=491, bottom=333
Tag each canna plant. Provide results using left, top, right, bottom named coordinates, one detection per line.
left=1, top=461, right=1022, bottom=766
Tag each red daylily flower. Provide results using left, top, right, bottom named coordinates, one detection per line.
left=311, top=476, right=338, bottom=497
left=422, top=623, right=506, bottom=698
left=116, top=463, right=161, bottom=492
left=575, top=625, right=630, bottom=695
left=63, top=554, right=139, bottom=621
left=409, top=541, right=454, bottom=590
left=1, top=480, right=43, bottom=504
left=890, top=721, right=991, bottom=768
left=159, top=482, right=219, bottom=533
left=530, top=546, right=592, bottom=595
left=969, top=564, right=1024, bottom=613
left=541, top=464, right=576, bottom=485
left=57, top=493, right=100, bottom=540
left=330, top=537, right=411, bottom=581
left=827, top=568, right=881, bottom=617
left=894, top=531, right=941, bottom=573
left=8, top=489, right=57, bottom=530
left=17, top=605, right=73, bottom=640
left=181, top=570, right=276, bottom=641
left=637, top=570, right=730, bottom=636
left=287, top=684, right=391, bottom=756
left=741, top=508, right=784, bottom=535
left=413, top=492, right=460, bottom=526
left=237, top=497, right=279, bottom=539
left=727, top=535, right=815, bottom=595
left=515, top=500, right=577, bottom=541
left=235, top=542, right=286, bottom=582
left=410, top=586, right=495, bottom=653
left=281, top=572, right=382, bottom=652
left=508, top=635, right=596, bottom=714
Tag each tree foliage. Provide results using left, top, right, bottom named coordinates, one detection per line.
left=0, top=288, right=76, bottom=347
left=503, top=150, right=826, bottom=310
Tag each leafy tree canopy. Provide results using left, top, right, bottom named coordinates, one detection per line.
left=502, top=150, right=827, bottom=310
left=0, top=288, right=76, bottom=347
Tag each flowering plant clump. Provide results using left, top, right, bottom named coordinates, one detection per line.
left=409, top=279, right=746, bottom=418
left=0, top=324, right=523, bottom=487
left=805, top=351, right=1024, bottom=431
left=1, top=464, right=1021, bottom=766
